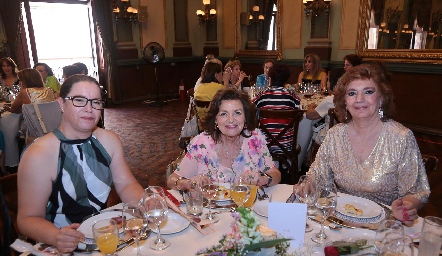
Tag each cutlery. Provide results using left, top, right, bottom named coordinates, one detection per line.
left=257, top=186, right=269, bottom=200
left=308, top=217, right=342, bottom=230
left=117, top=230, right=151, bottom=252
left=327, top=216, right=379, bottom=230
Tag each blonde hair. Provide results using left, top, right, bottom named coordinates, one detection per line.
left=302, top=54, right=323, bottom=82
left=224, top=59, right=241, bottom=71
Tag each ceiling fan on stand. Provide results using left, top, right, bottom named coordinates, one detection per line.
left=142, top=42, right=166, bottom=107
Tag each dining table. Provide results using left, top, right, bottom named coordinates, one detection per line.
left=34, top=184, right=421, bottom=256
left=0, top=109, right=22, bottom=167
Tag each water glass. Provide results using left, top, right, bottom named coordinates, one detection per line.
left=374, top=219, right=404, bottom=253
left=381, top=232, right=415, bottom=256
left=418, top=216, right=442, bottom=256
left=311, top=182, right=337, bottom=244
left=122, top=201, right=148, bottom=256
left=183, top=189, right=204, bottom=216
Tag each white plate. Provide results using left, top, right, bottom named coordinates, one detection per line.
left=148, top=212, right=190, bottom=234
left=337, top=195, right=382, bottom=219
left=252, top=200, right=268, bottom=218
left=77, top=211, right=124, bottom=239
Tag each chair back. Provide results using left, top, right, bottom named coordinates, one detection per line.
left=422, top=154, right=439, bottom=174
left=0, top=174, right=18, bottom=256
left=328, top=108, right=341, bottom=128
left=258, top=109, right=304, bottom=184
left=22, top=101, right=62, bottom=144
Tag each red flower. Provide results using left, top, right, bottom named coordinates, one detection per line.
left=324, top=245, right=339, bottom=256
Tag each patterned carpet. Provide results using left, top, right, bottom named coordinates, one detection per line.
left=104, top=99, right=188, bottom=189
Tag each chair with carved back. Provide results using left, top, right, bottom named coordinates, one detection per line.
left=0, top=174, right=18, bottom=256
left=257, top=109, right=305, bottom=185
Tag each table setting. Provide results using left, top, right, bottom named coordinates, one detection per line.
left=11, top=183, right=434, bottom=256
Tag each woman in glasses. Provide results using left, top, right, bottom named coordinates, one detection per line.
left=10, top=68, right=56, bottom=114
left=34, top=62, right=61, bottom=96
left=17, top=75, right=144, bottom=254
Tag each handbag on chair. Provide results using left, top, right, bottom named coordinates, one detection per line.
left=179, top=99, right=198, bottom=149
left=22, top=101, right=62, bottom=144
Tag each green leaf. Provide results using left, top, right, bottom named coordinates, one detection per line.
left=243, top=238, right=292, bottom=252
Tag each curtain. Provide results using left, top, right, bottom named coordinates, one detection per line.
left=261, top=0, right=276, bottom=50
left=90, top=0, right=118, bottom=101
left=412, top=0, right=432, bottom=29
left=0, top=0, right=22, bottom=65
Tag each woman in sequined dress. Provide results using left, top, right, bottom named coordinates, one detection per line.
left=307, top=62, right=430, bottom=226
left=0, top=57, right=20, bottom=100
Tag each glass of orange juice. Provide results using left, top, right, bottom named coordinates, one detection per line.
left=92, top=219, right=119, bottom=256
left=243, top=184, right=258, bottom=208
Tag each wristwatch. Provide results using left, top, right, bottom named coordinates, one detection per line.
left=260, top=172, right=273, bottom=187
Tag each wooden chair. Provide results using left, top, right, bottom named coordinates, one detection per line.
left=422, top=154, right=439, bottom=174
left=257, top=109, right=305, bottom=185
left=0, top=174, right=18, bottom=256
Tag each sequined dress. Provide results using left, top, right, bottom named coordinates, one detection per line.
left=309, top=121, right=430, bottom=206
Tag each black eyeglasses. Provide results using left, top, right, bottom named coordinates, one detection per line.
left=65, top=96, right=104, bottom=110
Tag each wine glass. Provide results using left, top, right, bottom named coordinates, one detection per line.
left=374, top=219, right=404, bottom=253
left=311, top=182, right=337, bottom=244
left=379, top=232, right=414, bottom=256
left=201, top=173, right=219, bottom=221
left=122, top=201, right=148, bottom=256
left=230, top=176, right=250, bottom=209
left=143, top=185, right=166, bottom=198
left=92, top=219, right=119, bottom=256
left=295, top=175, right=317, bottom=232
left=143, top=193, right=170, bottom=250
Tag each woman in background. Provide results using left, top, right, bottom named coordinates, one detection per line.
left=194, top=54, right=223, bottom=90
left=255, top=59, right=274, bottom=89
left=223, top=59, right=248, bottom=90
left=0, top=57, right=20, bottom=101
left=34, top=63, right=61, bottom=95
left=297, top=53, right=327, bottom=92
left=343, top=54, right=362, bottom=73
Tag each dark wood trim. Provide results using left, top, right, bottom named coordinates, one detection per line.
left=405, top=124, right=442, bottom=137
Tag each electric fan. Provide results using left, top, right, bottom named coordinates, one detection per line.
left=143, top=42, right=166, bottom=106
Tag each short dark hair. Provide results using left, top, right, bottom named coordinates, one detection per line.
left=262, top=59, right=275, bottom=68
left=0, top=57, right=18, bottom=79
left=333, top=62, right=395, bottom=123
left=328, top=68, right=345, bottom=91
left=343, top=54, right=362, bottom=67
left=201, top=62, right=222, bottom=83
left=63, top=65, right=82, bottom=78
left=59, top=74, right=100, bottom=99
left=34, top=63, right=54, bottom=76
left=268, top=63, right=290, bottom=87
left=202, top=88, right=257, bottom=142
left=17, top=68, right=44, bottom=88
left=72, top=62, right=88, bottom=75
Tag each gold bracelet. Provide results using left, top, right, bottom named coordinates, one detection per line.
left=175, top=176, right=188, bottom=190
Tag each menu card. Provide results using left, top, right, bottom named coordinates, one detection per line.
left=268, top=202, right=307, bottom=248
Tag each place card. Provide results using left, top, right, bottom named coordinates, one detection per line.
left=268, top=202, right=307, bottom=248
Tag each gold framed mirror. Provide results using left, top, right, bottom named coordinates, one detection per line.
left=357, top=0, right=442, bottom=63
left=235, top=0, right=282, bottom=59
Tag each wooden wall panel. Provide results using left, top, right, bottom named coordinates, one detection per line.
left=339, top=0, right=360, bottom=49
left=282, top=0, right=302, bottom=49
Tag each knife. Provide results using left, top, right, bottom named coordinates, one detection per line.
left=116, top=230, right=152, bottom=252
left=328, top=216, right=379, bottom=230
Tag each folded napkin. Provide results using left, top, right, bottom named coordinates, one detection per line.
left=165, top=197, right=215, bottom=235
left=11, top=239, right=55, bottom=256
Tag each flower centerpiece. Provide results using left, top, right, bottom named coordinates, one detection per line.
left=196, top=207, right=291, bottom=256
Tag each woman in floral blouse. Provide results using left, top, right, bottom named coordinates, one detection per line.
left=167, top=88, right=281, bottom=190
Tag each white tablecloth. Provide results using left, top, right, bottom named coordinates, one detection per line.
left=68, top=184, right=422, bottom=256
left=0, top=111, right=22, bottom=166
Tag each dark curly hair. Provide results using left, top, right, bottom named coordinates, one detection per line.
left=343, top=54, right=363, bottom=67
left=202, top=88, right=257, bottom=142
left=0, top=57, right=18, bottom=79
left=268, top=63, right=290, bottom=87
left=333, top=62, right=395, bottom=123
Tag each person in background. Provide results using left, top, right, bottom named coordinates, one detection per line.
left=0, top=57, right=19, bottom=88
left=72, top=62, right=88, bottom=75
left=223, top=59, right=248, bottom=90
left=306, top=67, right=345, bottom=144
left=343, top=54, right=362, bottom=73
left=167, top=88, right=281, bottom=190
left=193, top=62, right=225, bottom=130
left=255, top=59, right=275, bottom=89
left=297, top=53, right=327, bottom=92
left=306, top=62, right=430, bottom=226
left=253, top=64, right=301, bottom=154
left=194, top=54, right=223, bottom=90
left=34, top=63, right=61, bottom=96
left=11, top=68, right=56, bottom=114
left=62, top=65, right=82, bottom=80
left=17, top=75, right=144, bottom=253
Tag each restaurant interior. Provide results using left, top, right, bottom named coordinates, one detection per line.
left=0, top=0, right=442, bottom=254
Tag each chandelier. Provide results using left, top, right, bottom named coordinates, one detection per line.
left=249, top=5, right=264, bottom=24
left=303, top=0, right=331, bottom=19
left=112, top=0, right=138, bottom=24
left=196, top=0, right=216, bottom=25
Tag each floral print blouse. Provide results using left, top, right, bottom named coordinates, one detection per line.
left=175, top=129, right=275, bottom=183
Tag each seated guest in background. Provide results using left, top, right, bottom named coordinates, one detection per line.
left=297, top=53, right=327, bottom=92
left=11, top=68, right=56, bottom=114
left=72, top=62, right=88, bottom=75
left=167, top=88, right=281, bottom=190
left=62, top=65, right=82, bottom=80
left=307, top=63, right=430, bottom=226
left=255, top=59, right=274, bottom=89
left=194, top=54, right=223, bottom=90
left=223, top=59, right=248, bottom=90
left=17, top=75, right=144, bottom=253
left=343, top=54, right=363, bottom=73
left=194, top=62, right=225, bottom=130
left=34, top=62, right=61, bottom=96
left=0, top=57, right=20, bottom=100
left=306, top=67, right=345, bottom=145
left=253, top=64, right=300, bottom=154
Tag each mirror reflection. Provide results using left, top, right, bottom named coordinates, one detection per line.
left=368, top=0, right=442, bottom=50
